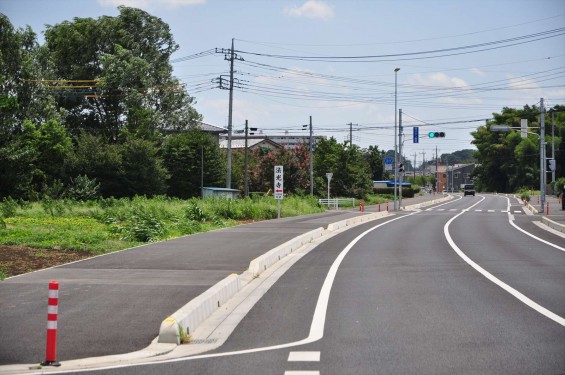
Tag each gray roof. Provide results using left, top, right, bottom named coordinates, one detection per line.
left=198, top=122, right=226, bottom=133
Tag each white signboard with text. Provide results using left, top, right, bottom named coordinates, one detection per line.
left=274, top=165, right=284, bottom=200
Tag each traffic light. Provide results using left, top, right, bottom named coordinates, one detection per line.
left=428, top=131, right=445, bottom=138
left=398, top=163, right=404, bottom=173
left=548, top=159, right=556, bottom=172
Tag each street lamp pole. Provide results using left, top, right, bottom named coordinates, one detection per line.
left=394, top=68, right=400, bottom=210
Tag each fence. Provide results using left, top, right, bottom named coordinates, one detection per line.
left=318, top=198, right=356, bottom=209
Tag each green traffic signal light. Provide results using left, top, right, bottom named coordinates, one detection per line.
left=428, top=131, right=445, bottom=138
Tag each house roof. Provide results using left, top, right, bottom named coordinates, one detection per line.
left=198, top=122, right=226, bottom=133
left=219, top=138, right=282, bottom=149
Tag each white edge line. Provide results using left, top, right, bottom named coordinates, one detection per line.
left=29, top=213, right=417, bottom=374
left=504, top=196, right=565, bottom=253
left=444, top=198, right=565, bottom=327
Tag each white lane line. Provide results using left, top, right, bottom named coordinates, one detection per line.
left=284, top=372, right=320, bottom=375
left=513, top=210, right=522, bottom=213
left=444, top=199, right=565, bottom=327
left=288, top=351, right=320, bottom=362
left=437, top=209, right=445, bottom=211
left=503, top=196, right=565, bottom=253
left=488, top=210, right=495, bottom=213
left=475, top=209, right=482, bottom=212
left=449, top=209, right=457, bottom=211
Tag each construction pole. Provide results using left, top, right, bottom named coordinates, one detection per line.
left=226, top=38, right=235, bottom=189
left=309, top=116, right=314, bottom=196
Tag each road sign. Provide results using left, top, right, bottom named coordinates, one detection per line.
left=274, top=165, right=283, bottom=199
left=413, top=127, right=419, bottom=143
left=385, top=156, right=393, bottom=171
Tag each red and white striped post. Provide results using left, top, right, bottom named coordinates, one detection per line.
left=546, top=201, right=549, bottom=216
left=386, top=200, right=389, bottom=211
left=41, top=281, right=61, bottom=367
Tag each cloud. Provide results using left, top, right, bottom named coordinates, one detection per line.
left=284, top=0, right=335, bottom=20
left=408, top=72, right=470, bottom=90
left=470, top=68, right=485, bottom=77
left=98, top=0, right=206, bottom=9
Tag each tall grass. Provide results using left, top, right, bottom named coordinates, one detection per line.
left=0, top=195, right=325, bottom=253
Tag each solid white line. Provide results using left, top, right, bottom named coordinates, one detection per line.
left=504, top=196, right=565, bottom=253
left=288, top=351, right=320, bottom=362
left=284, top=371, right=319, bottom=375
left=444, top=199, right=565, bottom=327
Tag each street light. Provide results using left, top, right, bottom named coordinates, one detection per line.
left=394, top=67, right=400, bottom=210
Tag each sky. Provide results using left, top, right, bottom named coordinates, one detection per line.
left=2, top=0, right=565, bottom=164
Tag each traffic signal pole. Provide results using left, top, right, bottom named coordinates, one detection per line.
left=399, top=108, right=403, bottom=210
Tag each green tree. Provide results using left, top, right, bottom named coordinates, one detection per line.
left=120, top=137, right=168, bottom=196
left=363, top=145, right=385, bottom=181
left=313, top=138, right=372, bottom=198
left=162, top=129, right=224, bottom=198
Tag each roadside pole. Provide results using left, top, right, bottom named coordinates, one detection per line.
left=274, top=166, right=283, bottom=219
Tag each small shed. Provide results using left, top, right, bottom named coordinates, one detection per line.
left=201, top=187, right=240, bottom=199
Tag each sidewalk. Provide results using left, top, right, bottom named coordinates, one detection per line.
left=0, top=194, right=447, bottom=368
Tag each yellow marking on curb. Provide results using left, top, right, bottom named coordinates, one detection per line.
left=164, top=317, right=176, bottom=323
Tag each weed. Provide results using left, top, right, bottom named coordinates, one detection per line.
left=177, top=324, right=191, bottom=344
left=0, top=197, right=19, bottom=218
left=0, top=268, right=7, bottom=281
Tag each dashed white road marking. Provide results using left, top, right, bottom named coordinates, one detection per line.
left=284, top=372, right=320, bottom=375
left=288, top=352, right=320, bottom=362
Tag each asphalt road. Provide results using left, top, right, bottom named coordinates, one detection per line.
left=0, top=207, right=388, bottom=365
left=61, top=194, right=564, bottom=374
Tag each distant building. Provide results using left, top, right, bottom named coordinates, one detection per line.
left=441, top=164, right=475, bottom=192
left=219, top=138, right=282, bottom=151
left=219, top=133, right=325, bottom=150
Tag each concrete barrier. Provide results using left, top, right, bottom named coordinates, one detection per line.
left=541, top=216, right=565, bottom=233
left=327, top=211, right=389, bottom=231
left=158, top=273, right=240, bottom=344
left=158, top=211, right=390, bottom=345
left=402, top=194, right=453, bottom=211
left=248, top=227, right=325, bottom=275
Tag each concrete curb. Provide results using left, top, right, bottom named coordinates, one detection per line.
left=248, top=227, right=326, bottom=275
left=157, top=211, right=390, bottom=345
left=401, top=194, right=453, bottom=211
left=541, top=216, right=565, bottom=233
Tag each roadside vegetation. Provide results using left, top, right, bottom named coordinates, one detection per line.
left=0, top=195, right=327, bottom=279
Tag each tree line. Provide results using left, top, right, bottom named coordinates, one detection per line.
left=471, top=104, right=565, bottom=193
left=0, top=8, right=392, bottom=200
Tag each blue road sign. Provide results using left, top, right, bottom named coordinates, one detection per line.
left=413, top=127, right=419, bottom=143
left=385, top=156, right=393, bottom=164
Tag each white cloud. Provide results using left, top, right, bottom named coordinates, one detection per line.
left=470, top=68, right=485, bottom=77
left=98, top=0, right=206, bottom=9
left=284, top=0, right=335, bottom=20
left=408, top=72, right=470, bottom=90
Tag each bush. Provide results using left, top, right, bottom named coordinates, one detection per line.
left=67, top=175, right=100, bottom=201
left=0, top=197, right=19, bottom=218
left=122, top=206, right=165, bottom=242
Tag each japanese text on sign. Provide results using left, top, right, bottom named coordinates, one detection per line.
left=274, top=165, right=284, bottom=200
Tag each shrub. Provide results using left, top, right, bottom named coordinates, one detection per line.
left=122, top=206, right=165, bottom=242
left=67, top=175, right=100, bottom=201
left=0, top=197, right=19, bottom=218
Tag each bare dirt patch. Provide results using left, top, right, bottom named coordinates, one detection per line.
left=0, top=246, right=95, bottom=279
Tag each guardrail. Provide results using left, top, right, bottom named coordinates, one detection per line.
left=318, top=198, right=356, bottom=209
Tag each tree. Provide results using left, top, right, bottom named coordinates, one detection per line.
left=120, top=137, right=169, bottom=197
left=44, top=6, right=200, bottom=140
left=363, top=145, right=385, bottom=181
left=162, top=129, right=224, bottom=198
left=313, top=138, right=372, bottom=198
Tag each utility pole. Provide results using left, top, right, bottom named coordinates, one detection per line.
left=309, top=116, right=314, bottom=196
left=399, top=109, right=403, bottom=209
left=223, top=39, right=243, bottom=189
left=435, top=146, right=439, bottom=192
left=540, top=98, right=546, bottom=211
left=551, top=110, right=555, bottom=183
left=412, top=153, right=417, bottom=181
left=394, top=67, right=400, bottom=210
left=420, top=151, right=426, bottom=178
left=226, top=38, right=235, bottom=189
left=244, top=120, right=249, bottom=197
